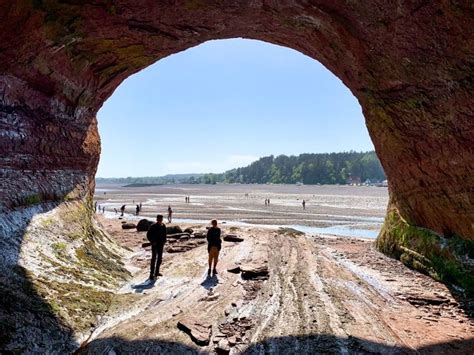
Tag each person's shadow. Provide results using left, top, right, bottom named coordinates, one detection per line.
left=131, top=279, right=156, bottom=293
left=200, top=275, right=219, bottom=290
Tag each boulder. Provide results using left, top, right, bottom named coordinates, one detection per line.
left=121, top=223, right=136, bottom=229
left=177, top=317, right=212, bottom=346
left=167, top=225, right=182, bottom=234
left=184, top=227, right=194, bottom=234
left=240, top=263, right=269, bottom=280
left=193, top=232, right=206, bottom=239
left=223, top=234, right=244, bottom=242
left=136, top=219, right=153, bottom=232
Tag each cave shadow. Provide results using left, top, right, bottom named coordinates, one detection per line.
left=78, top=333, right=474, bottom=354
left=200, top=275, right=219, bottom=290
left=445, top=287, right=474, bottom=320
left=0, top=201, right=78, bottom=353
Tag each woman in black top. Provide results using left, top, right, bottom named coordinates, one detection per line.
left=206, top=219, right=221, bottom=276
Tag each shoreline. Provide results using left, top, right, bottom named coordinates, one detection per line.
left=94, top=183, right=387, bottom=240
left=99, top=210, right=379, bottom=240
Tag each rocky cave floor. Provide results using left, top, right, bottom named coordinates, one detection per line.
left=78, top=215, right=473, bottom=354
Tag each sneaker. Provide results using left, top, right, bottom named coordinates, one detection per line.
left=156, top=272, right=163, bottom=277
left=213, top=268, right=218, bottom=275
left=207, top=269, right=211, bottom=277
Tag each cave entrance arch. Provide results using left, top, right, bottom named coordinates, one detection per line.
left=95, top=37, right=386, bottom=239
left=1, top=2, right=473, bottom=293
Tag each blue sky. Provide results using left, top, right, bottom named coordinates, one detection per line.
left=96, top=38, right=373, bottom=178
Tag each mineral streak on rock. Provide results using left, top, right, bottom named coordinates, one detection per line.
left=0, top=2, right=473, bottom=289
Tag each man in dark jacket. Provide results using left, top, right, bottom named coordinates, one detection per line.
left=147, top=214, right=167, bottom=280
left=206, top=219, right=222, bottom=277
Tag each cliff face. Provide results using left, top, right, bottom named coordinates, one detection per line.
left=0, top=1, right=473, bottom=292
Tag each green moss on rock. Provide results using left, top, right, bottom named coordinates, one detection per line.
left=377, top=208, right=474, bottom=296
left=277, top=227, right=305, bottom=237
left=23, top=193, right=43, bottom=206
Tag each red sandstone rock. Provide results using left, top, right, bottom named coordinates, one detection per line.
left=0, top=0, right=473, bottom=293
left=177, top=317, right=212, bottom=346
left=240, top=263, right=269, bottom=280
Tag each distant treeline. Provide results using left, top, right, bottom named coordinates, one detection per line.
left=194, top=151, right=385, bottom=185
left=96, top=173, right=204, bottom=185
left=96, top=151, right=386, bottom=186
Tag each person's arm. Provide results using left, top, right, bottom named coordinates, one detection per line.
left=217, top=228, right=221, bottom=238
left=207, top=229, right=211, bottom=243
left=162, top=224, right=167, bottom=243
left=146, top=225, right=153, bottom=243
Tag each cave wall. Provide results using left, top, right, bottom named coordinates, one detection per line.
left=1, top=1, right=473, bottom=289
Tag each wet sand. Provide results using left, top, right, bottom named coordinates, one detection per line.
left=94, top=184, right=388, bottom=239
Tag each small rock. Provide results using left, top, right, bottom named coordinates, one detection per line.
left=223, top=234, right=244, bottom=242
left=216, top=339, right=230, bottom=354
left=177, top=317, right=212, bottom=346
left=228, top=336, right=237, bottom=346
left=240, top=263, right=269, bottom=280
left=121, top=222, right=136, bottom=229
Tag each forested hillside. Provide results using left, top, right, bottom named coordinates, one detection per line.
left=197, top=151, right=385, bottom=185
left=97, top=152, right=385, bottom=186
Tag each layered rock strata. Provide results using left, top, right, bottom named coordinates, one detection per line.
left=0, top=1, right=472, bottom=301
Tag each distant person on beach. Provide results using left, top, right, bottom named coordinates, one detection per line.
left=139, top=202, right=142, bottom=211
left=206, top=219, right=222, bottom=277
left=136, top=205, right=140, bottom=216
left=167, top=205, right=173, bottom=223
left=265, top=199, right=268, bottom=206
left=94, top=201, right=97, bottom=212
left=302, top=200, right=306, bottom=210
left=147, top=214, right=167, bottom=280
left=120, top=205, right=126, bottom=216
left=185, top=196, right=187, bottom=203
left=102, top=206, right=105, bottom=213
left=114, top=208, right=117, bottom=214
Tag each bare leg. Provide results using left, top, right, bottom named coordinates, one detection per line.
left=208, top=252, right=213, bottom=270
left=213, top=250, right=219, bottom=274
left=208, top=252, right=213, bottom=276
